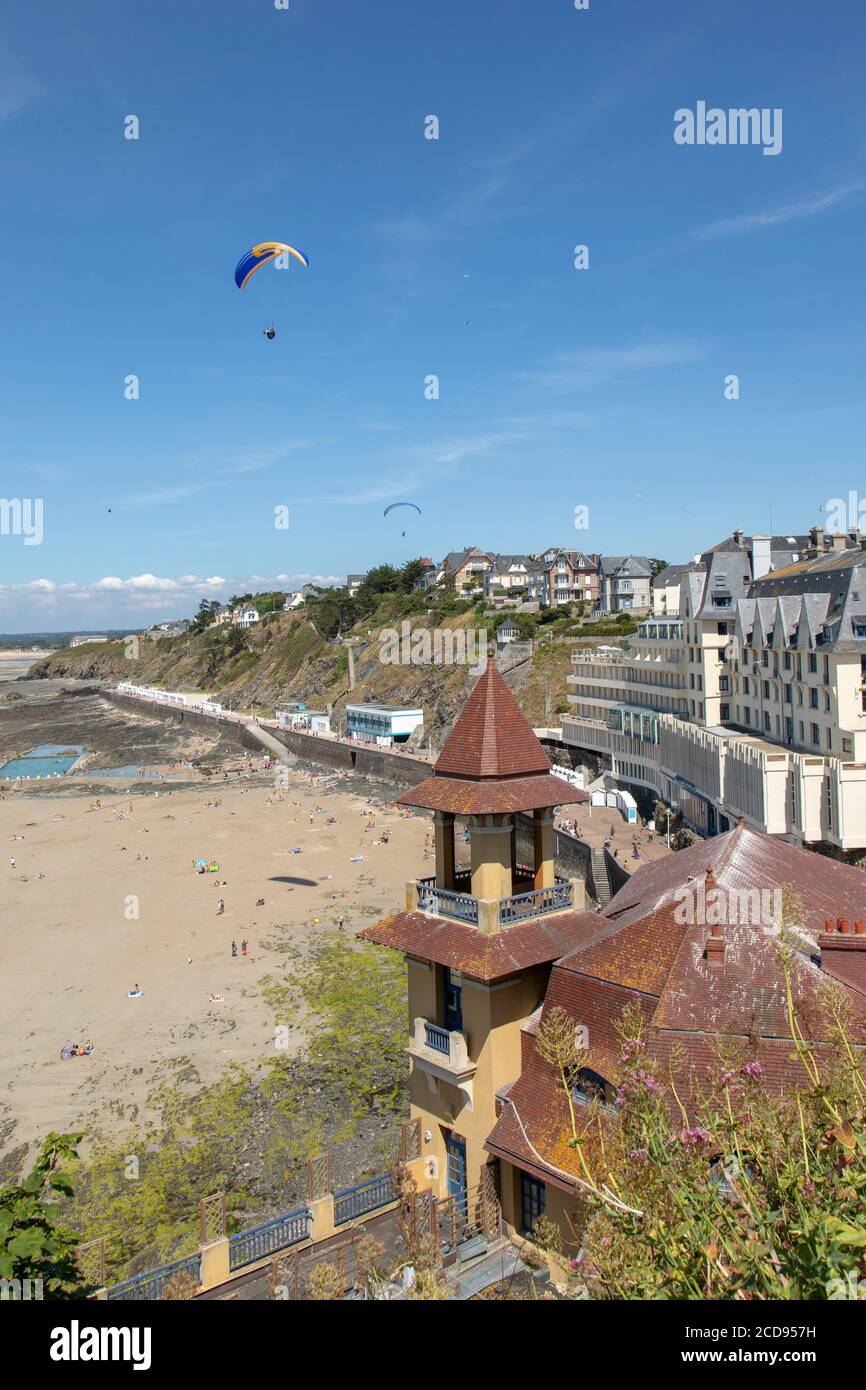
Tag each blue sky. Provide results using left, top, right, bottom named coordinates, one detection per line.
left=1, top=0, right=865, bottom=630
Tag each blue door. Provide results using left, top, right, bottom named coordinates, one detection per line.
left=443, top=968, right=463, bottom=1032
left=445, top=1133, right=467, bottom=1215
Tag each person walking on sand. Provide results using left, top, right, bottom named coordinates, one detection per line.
left=231, top=941, right=237, bottom=958
left=338, top=911, right=345, bottom=930
left=216, top=899, right=225, bottom=915
left=241, top=939, right=248, bottom=956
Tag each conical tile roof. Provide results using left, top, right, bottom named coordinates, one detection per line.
left=397, top=659, right=582, bottom=815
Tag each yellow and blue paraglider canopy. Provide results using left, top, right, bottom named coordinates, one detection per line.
left=234, top=242, right=309, bottom=290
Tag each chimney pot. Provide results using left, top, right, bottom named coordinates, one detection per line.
left=856, top=921, right=865, bottom=936
left=824, top=918, right=835, bottom=933
left=705, top=935, right=726, bottom=965
left=839, top=918, right=851, bottom=935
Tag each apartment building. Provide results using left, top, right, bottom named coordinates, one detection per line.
left=561, top=527, right=866, bottom=852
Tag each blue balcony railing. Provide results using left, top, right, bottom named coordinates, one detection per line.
left=424, top=1021, right=451, bottom=1055
left=228, top=1207, right=310, bottom=1271
left=499, top=878, right=571, bottom=925
left=417, top=879, right=478, bottom=924
left=107, top=1252, right=202, bottom=1301
left=334, top=1172, right=395, bottom=1226
left=418, top=875, right=572, bottom=926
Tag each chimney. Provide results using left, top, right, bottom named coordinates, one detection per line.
left=818, top=917, right=866, bottom=988
left=733, top=528, right=745, bottom=549
left=751, top=535, right=772, bottom=580
left=810, top=525, right=824, bottom=551
left=705, top=920, right=725, bottom=965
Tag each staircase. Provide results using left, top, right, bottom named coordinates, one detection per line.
left=590, top=846, right=612, bottom=907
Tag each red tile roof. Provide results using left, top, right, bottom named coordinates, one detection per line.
left=396, top=658, right=585, bottom=815
left=357, top=908, right=596, bottom=981
left=435, top=659, right=552, bottom=779
left=485, top=821, right=866, bottom=1189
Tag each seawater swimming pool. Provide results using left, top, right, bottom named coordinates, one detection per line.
left=0, top=744, right=84, bottom=780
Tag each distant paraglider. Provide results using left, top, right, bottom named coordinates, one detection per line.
left=263, top=324, right=276, bottom=340
left=384, top=501, right=422, bottom=538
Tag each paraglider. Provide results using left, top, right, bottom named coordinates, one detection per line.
left=235, top=242, right=309, bottom=341
left=384, top=501, right=422, bottom=538
left=234, top=242, right=309, bottom=289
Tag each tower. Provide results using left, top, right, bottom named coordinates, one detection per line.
left=359, top=659, right=586, bottom=1239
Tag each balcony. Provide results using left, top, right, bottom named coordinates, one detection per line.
left=415, top=873, right=574, bottom=928
left=408, top=1017, right=476, bottom=1109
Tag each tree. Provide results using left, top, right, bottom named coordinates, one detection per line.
left=188, top=599, right=221, bottom=634
left=0, top=1133, right=90, bottom=1298
left=306, top=587, right=358, bottom=640
left=648, top=558, right=668, bottom=580
left=399, top=558, right=426, bottom=594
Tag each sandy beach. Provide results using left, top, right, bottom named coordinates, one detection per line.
left=0, top=763, right=429, bottom=1156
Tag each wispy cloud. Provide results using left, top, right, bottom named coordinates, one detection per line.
left=0, top=45, right=44, bottom=121
left=519, top=339, right=707, bottom=391
left=691, top=182, right=865, bottom=240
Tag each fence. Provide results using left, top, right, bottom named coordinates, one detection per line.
left=107, top=1252, right=202, bottom=1302
left=334, top=1173, right=395, bottom=1227
left=98, top=1120, right=426, bottom=1301
left=228, top=1207, right=310, bottom=1271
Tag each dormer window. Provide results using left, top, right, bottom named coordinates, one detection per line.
left=572, top=1068, right=616, bottom=1108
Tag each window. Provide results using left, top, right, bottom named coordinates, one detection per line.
left=717, top=622, right=728, bottom=635
left=720, top=703, right=730, bottom=721
left=784, top=684, right=792, bottom=704
left=719, top=676, right=729, bottom=692
left=783, top=651, right=792, bottom=670
left=743, top=707, right=751, bottom=726
left=520, top=1173, right=546, bottom=1235
left=764, top=711, right=771, bottom=732
left=572, top=1068, right=616, bottom=1108
left=811, top=723, right=820, bottom=745
left=854, top=623, right=866, bottom=638
left=715, top=595, right=732, bottom=608
left=715, top=574, right=727, bottom=587
left=762, top=680, right=770, bottom=699
left=809, top=653, right=818, bottom=674
left=743, top=676, right=750, bottom=694
left=810, top=688, right=819, bottom=709
left=843, top=737, right=852, bottom=755
left=442, top=967, right=463, bottom=1032
left=823, top=656, right=830, bottom=684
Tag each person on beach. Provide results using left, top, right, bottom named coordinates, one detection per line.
left=231, top=941, right=237, bottom=958
left=338, top=911, right=345, bottom=930
left=241, top=939, right=248, bottom=956
left=216, top=899, right=225, bottom=915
